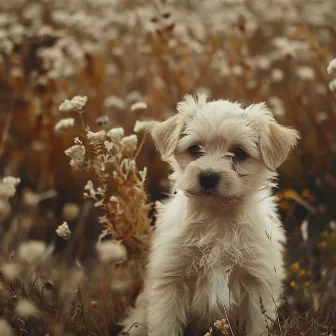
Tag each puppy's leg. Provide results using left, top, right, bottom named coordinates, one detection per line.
left=119, top=288, right=149, bottom=336
left=148, top=280, right=188, bottom=336
left=239, top=284, right=278, bottom=336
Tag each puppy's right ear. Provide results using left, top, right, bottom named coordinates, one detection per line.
left=146, top=115, right=184, bottom=160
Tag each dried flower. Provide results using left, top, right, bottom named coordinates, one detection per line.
left=87, top=130, right=106, bottom=142
left=271, top=68, right=284, bottom=82
left=56, top=221, right=72, bottom=239
left=2, top=177, right=20, bottom=186
left=17, top=240, right=47, bottom=264
left=54, top=118, right=75, bottom=132
left=59, top=95, right=88, bottom=112
left=62, top=203, right=80, bottom=221
left=130, top=101, right=148, bottom=112
left=327, top=58, right=336, bottom=75
left=296, top=66, right=315, bottom=81
left=134, top=120, right=148, bottom=133
left=65, top=143, right=86, bottom=170
left=329, top=78, right=336, bottom=92
left=104, top=95, right=126, bottom=110
left=15, top=299, right=40, bottom=318
left=1, top=262, right=21, bottom=281
left=107, top=127, right=124, bottom=141
left=121, top=134, right=138, bottom=151
left=214, top=319, right=229, bottom=335
left=96, top=240, right=127, bottom=263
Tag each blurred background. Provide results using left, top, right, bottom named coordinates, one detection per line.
left=0, top=0, right=335, bottom=335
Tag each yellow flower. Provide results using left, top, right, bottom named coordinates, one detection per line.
left=290, top=262, right=300, bottom=271
left=290, top=281, right=298, bottom=289
left=279, top=200, right=290, bottom=210
left=304, top=281, right=310, bottom=287
left=301, top=189, right=316, bottom=202
left=317, top=241, right=327, bottom=248
left=283, top=189, right=298, bottom=199
left=299, top=269, right=306, bottom=276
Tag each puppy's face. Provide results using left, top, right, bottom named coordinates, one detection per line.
left=148, top=95, right=299, bottom=203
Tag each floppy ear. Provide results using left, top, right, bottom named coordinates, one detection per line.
left=146, top=115, right=184, bottom=160
left=259, top=121, right=300, bottom=171
left=246, top=102, right=300, bottom=171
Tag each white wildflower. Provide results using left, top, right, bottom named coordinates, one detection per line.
left=65, top=144, right=85, bottom=170
left=126, top=91, right=143, bottom=104
left=139, top=167, right=147, bottom=182
left=134, top=120, right=148, bottom=133
left=15, top=299, right=40, bottom=318
left=59, top=96, right=88, bottom=112
left=300, top=220, right=308, bottom=242
left=17, top=240, right=47, bottom=264
left=0, top=318, right=14, bottom=336
left=327, top=58, right=336, bottom=75
left=96, top=241, right=127, bottom=263
left=87, top=130, right=106, bottom=142
left=104, top=141, right=113, bottom=151
left=130, top=101, right=148, bottom=112
left=296, top=66, right=315, bottom=81
left=329, top=220, right=336, bottom=230
left=329, top=78, right=336, bottom=92
left=255, top=56, right=271, bottom=70
left=22, top=188, right=38, bottom=207
left=0, top=184, right=16, bottom=198
left=268, top=96, right=286, bottom=117
left=121, top=135, right=138, bottom=151
left=232, top=65, right=243, bottom=76
left=84, top=180, right=94, bottom=191
left=271, top=68, right=284, bottom=82
left=74, top=137, right=82, bottom=145
left=54, top=118, right=75, bottom=132
left=56, top=221, right=72, bottom=240
left=109, top=196, right=119, bottom=202
left=2, top=176, right=20, bottom=187
left=107, top=127, right=124, bottom=141
left=316, top=111, right=328, bottom=122
left=104, top=95, right=126, bottom=110
left=0, top=177, right=20, bottom=198
left=1, top=262, right=21, bottom=281
left=62, top=203, right=80, bottom=221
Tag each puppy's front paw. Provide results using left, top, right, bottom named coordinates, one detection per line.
left=119, top=323, right=148, bottom=336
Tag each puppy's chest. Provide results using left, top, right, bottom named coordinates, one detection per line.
left=184, top=237, right=251, bottom=278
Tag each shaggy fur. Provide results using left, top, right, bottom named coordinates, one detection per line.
left=121, top=94, right=299, bottom=336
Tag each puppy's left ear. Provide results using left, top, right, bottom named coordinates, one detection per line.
left=247, top=103, right=300, bottom=171
left=259, top=122, right=300, bottom=170
left=145, top=115, right=184, bottom=160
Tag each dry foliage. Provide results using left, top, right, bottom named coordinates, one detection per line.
left=0, top=0, right=335, bottom=335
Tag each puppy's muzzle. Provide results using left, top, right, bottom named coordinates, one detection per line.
left=199, top=171, right=220, bottom=190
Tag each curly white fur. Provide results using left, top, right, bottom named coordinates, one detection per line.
left=121, top=95, right=299, bottom=336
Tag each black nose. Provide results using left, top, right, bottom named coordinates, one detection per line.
left=199, top=171, right=220, bottom=189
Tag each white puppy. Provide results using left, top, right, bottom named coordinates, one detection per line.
left=121, top=94, right=299, bottom=336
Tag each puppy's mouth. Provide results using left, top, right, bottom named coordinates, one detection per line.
left=200, top=187, right=218, bottom=196
left=184, top=187, right=219, bottom=198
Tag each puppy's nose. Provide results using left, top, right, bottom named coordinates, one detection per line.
left=199, top=171, right=220, bottom=189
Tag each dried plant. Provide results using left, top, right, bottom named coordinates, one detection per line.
left=0, top=0, right=336, bottom=334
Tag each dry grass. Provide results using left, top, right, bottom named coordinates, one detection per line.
left=0, top=0, right=336, bottom=335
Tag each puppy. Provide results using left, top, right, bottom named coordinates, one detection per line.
left=121, top=94, right=299, bottom=336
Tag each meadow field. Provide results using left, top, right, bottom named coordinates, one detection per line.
left=0, top=0, right=335, bottom=335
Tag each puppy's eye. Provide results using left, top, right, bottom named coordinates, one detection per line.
left=187, top=144, right=202, bottom=159
left=233, top=147, right=248, bottom=161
